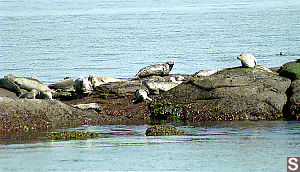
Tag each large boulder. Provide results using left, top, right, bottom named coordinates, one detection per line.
left=160, top=67, right=291, bottom=120
left=0, top=97, right=104, bottom=131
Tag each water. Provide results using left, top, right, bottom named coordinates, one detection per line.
left=0, top=121, right=299, bottom=171
left=1, top=0, right=300, bottom=84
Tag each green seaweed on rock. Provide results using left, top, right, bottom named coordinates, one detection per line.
left=145, top=124, right=185, bottom=136
left=46, top=131, right=100, bottom=140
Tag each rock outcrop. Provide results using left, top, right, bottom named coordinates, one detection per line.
left=159, top=67, right=291, bottom=120
left=0, top=97, right=105, bottom=131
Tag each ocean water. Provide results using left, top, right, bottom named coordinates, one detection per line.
left=1, top=0, right=300, bottom=84
left=0, top=121, right=300, bottom=171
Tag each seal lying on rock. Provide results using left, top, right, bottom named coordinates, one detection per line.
left=73, top=76, right=93, bottom=94
left=132, top=60, right=174, bottom=80
left=133, top=89, right=152, bottom=104
left=88, top=74, right=123, bottom=88
left=143, top=80, right=180, bottom=95
left=0, top=78, right=23, bottom=96
left=48, top=78, right=75, bottom=92
left=19, top=89, right=39, bottom=99
left=193, top=70, right=219, bottom=77
left=4, top=74, right=53, bottom=99
left=237, top=54, right=257, bottom=68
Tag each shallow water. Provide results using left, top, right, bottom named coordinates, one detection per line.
left=1, top=0, right=300, bottom=84
left=0, top=121, right=299, bottom=171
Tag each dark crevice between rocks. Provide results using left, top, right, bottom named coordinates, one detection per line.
left=283, top=81, right=296, bottom=120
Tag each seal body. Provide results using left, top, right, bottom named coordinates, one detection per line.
left=193, top=70, right=219, bottom=77
left=132, top=60, right=174, bottom=80
left=133, top=89, right=152, bottom=103
left=0, top=78, right=23, bottom=96
left=237, top=54, right=257, bottom=68
left=143, top=80, right=180, bottom=95
left=4, top=74, right=53, bottom=99
left=73, top=76, right=93, bottom=93
left=48, top=78, right=74, bottom=91
left=19, top=89, right=39, bottom=99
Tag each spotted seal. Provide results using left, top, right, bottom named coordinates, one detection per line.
left=142, top=80, right=180, bottom=95
left=237, top=54, right=257, bottom=68
left=48, top=78, right=74, bottom=92
left=132, top=60, right=174, bottom=80
left=19, top=89, right=39, bottom=99
left=133, top=89, right=152, bottom=104
left=0, top=78, right=23, bottom=96
left=193, top=70, right=219, bottom=77
left=4, top=74, right=53, bottom=99
left=73, top=76, right=93, bottom=93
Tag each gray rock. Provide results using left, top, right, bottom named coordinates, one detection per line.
left=288, top=79, right=300, bottom=119
left=162, top=67, right=291, bottom=118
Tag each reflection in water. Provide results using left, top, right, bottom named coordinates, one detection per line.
left=0, top=121, right=299, bottom=171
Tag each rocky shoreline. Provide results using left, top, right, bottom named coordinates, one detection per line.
left=0, top=58, right=299, bottom=134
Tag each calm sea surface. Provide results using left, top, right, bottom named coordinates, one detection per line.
left=0, top=121, right=300, bottom=171
left=1, top=0, right=300, bottom=171
left=1, top=0, right=300, bottom=84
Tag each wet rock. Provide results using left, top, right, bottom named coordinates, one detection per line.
left=145, top=125, right=185, bottom=136
left=161, top=67, right=291, bottom=119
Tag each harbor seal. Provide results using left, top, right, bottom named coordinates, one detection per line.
left=193, top=70, right=219, bottom=77
left=19, top=89, right=39, bottom=99
left=0, top=78, right=23, bottom=96
left=4, top=74, right=53, bottom=99
left=88, top=74, right=123, bottom=88
left=133, top=89, right=152, bottom=104
left=142, top=80, right=180, bottom=95
left=73, top=76, right=93, bottom=94
left=48, top=78, right=74, bottom=92
left=237, top=54, right=257, bottom=68
left=132, top=60, right=174, bottom=80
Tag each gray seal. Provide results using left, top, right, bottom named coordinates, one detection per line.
left=48, top=78, right=74, bottom=92
left=73, top=76, right=93, bottom=94
left=132, top=60, right=174, bottom=80
left=237, top=54, right=257, bottom=68
left=19, top=89, right=39, bottom=99
left=133, top=89, right=152, bottom=104
left=142, top=80, right=180, bottom=95
left=0, top=78, right=23, bottom=96
left=4, top=74, right=53, bottom=99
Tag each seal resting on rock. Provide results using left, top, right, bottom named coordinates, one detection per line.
left=133, top=89, right=152, bottom=104
left=132, top=60, right=174, bottom=80
left=237, top=54, right=257, bottom=68
left=4, top=74, right=53, bottom=99
left=143, top=80, right=180, bottom=95
left=73, top=76, right=93, bottom=94
left=19, top=89, right=39, bottom=99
